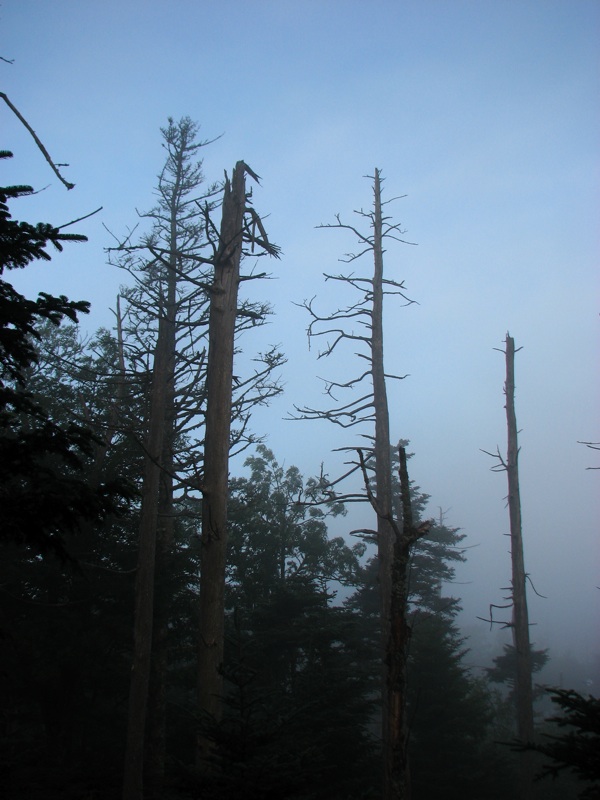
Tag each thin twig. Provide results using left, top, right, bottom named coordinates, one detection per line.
left=58, top=206, right=103, bottom=230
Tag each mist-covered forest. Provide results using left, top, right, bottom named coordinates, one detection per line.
left=1, top=98, right=598, bottom=800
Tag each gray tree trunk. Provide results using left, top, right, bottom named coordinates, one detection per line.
left=372, top=169, right=394, bottom=624
left=504, top=333, right=535, bottom=799
left=123, top=149, right=180, bottom=800
left=122, top=314, right=170, bottom=800
left=370, top=169, right=398, bottom=799
left=197, top=162, right=247, bottom=752
left=294, top=168, right=415, bottom=799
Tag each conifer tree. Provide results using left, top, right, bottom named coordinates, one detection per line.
left=195, top=446, right=377, bottom=799
left=0, top=149, right=132, bottom=560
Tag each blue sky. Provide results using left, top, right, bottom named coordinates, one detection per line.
left=2, top=1, right=599, bottom=669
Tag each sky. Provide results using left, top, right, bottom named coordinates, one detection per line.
left=2, top=0, right=599, bottom=676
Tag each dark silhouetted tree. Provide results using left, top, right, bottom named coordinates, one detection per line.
left=514, top=688, right=600, bottom=799
left=0, top=149, right=132, bottom=561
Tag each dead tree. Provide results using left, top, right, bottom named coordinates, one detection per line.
left=482, top=333, right=535, bottom=800
left=358, top=446, right=432, bottom=800
left=291, top=169, right=416, bottom=799
left=112, top=122, right=283, bottom=799
left=122, top=312, right=171, bottom=800
left=119, top=118, right=215, bottom=800
left=197, top=161, right=280, bottom=757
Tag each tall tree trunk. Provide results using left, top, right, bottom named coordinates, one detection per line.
left=372, top=169, right=394, bottom=622
left=145, top=478, right=173, bottom=798
left=504, top=333, right=534, bottom=799
left=385, top=446, right=431, bottom=800
left=122, top=315, right=171, bottom=800
left=294, top=168, right=414, bottom=798
left=197, top=162, right=246, bottom=754
left=370, top=169, right=402, bottom=800
left=144, top=156, right=180, bottom=799
left=124, top=170, right=179, bottom=798
left=386, top=445, right=412, bottom=800
left=144, top=431, right=175, bottom=796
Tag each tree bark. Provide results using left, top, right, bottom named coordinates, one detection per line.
left=504, top=333, right=535, bottom=799
left=122, top=315, right=170, bottom=800
left=144, top=395, right=175, bottom=797
left=122, top=134, right=182, bottom=800
left=372, top=169, right=394, bottom=625
left=294, top=168, right=413, bottom=798
left=385, top=445, right=412, bottom=800
left=143, top=141, right=180, bottom=799
left=197, top=162, right=247, bottom=753
left=370, top=169, right=404, bottom=800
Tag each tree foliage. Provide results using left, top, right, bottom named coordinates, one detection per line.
left=514, top=689, right=600, bottom=799
left=0, top=150, right=133, bottom=560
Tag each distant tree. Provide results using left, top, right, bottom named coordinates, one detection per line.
left=483, top=333, right=537, bottom=799
left=407, top=614, right=512, bottom=800
left=226, top=444, right=360, bottom=608
left=486, top=643, right=550, bottom=707
left=0, top=149, right=132, bottom=560
left=347, top=448, right=511, bottom=799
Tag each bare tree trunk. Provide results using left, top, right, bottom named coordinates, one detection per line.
left=386, top=445, right=412, bottom=800
left=122, top=134, right=182, bottom=798
left=293, top=168, right=415, bottom=799
left=385, top=446, right=432, bottom=800
left=122, top=316, right=170, bottom=800
left=144, top=155, right=180, bottom=800
left=370, top=169, right=397, bottom=799
left=504, top=333, right=535, bottom=799
left=372, top=169, right=394, bottom=622
left=144, top=444, right=175, bottom=797
left=197, top=162, right=246, bottom=753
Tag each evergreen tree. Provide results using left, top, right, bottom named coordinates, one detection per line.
left=0, top=320, right=201, bottom=799
left=189, top=446, right=378, bottom=799
left=514, top=688, right=600, bottom=799
left=347, top=444, right=511, bottom=799
left=0, top=150, right=132, bottom=559
left=486, top=643, right=550, bottom=711
left=0, top=323, right=142, bottom=797
left=407, top=614, right=513, bottom=800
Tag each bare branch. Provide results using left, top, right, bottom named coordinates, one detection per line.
left=578, top=440, right=600, bottom=451
left=58, top=206, right=103, bottom=230
left=481, top=446, right=508, bottom=471
left=1, top=92, right=75, bottom=189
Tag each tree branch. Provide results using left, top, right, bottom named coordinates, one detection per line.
left=1, top=92, right=75, bottom=189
